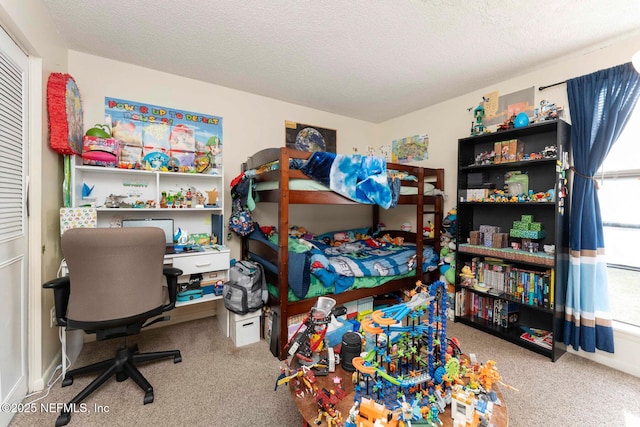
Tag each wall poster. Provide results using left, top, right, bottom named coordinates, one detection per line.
left=105, top=97, right=223, bottom=174
left=482, top=87, right=536, bottom=127
left=285, top=120, right=337, bottom=153
left=391, top=133, right=429, bottom=163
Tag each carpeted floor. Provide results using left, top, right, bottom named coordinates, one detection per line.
left=9, top=316, right=640, bottom=427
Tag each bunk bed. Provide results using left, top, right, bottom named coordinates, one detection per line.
left=239, top=147, right=445, bottom=359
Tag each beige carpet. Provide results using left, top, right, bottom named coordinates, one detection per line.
left=9, top=316, right=640, bottom=427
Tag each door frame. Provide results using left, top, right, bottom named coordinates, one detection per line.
left=27, top=55, right=44, bottom=392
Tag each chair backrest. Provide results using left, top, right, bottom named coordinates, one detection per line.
left=62, top=227, right=166, bottom=325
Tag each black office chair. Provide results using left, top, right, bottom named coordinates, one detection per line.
left=43, top=227, right=183, bottom=427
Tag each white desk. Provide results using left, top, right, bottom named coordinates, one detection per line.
left=165, top=247, right=230, bottom=307
left=60, top=246, right=231, bottom=376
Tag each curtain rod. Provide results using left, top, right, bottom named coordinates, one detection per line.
left=538, top=81, right=566, bottom=91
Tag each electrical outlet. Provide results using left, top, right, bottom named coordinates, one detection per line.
left=50, top=307, right=56, bottom=328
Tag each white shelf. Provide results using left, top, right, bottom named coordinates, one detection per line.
left=175, top=292, right=222, bottom=308
left=70, top=155, right=230, bottom=312
left=74, top=164, right=222, bottom=179
left=71, top=156, right=224, bottom=235
left=94, top=207, right=222, bottom=213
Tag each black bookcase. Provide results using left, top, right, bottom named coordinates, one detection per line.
left=454, top=120, right=571, bottom=361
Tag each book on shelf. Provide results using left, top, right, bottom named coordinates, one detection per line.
left=464, top=257, right=555, bottom=308
left=520, top=328, right=553, bottom=350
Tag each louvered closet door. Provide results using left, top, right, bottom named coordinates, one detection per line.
left=0, top=25, right=28, bottom=425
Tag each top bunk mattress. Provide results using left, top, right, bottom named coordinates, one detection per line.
left=255, top=179, right=440, bottom=196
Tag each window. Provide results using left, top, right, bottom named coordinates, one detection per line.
left=598, top=103, right=640, bottom=328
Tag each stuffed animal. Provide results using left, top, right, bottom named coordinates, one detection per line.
left=442, top=208, right=457, bottom=238
left=439, top=209, right=458, bottom=285
left=439, top=237, right=457, bottom=285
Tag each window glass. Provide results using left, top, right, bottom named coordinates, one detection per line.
left=598, top=104, right=640, bottom=327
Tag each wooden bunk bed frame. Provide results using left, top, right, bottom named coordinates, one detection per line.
left=241, top=147, right=444, bottom=359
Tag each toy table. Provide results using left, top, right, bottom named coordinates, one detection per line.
left=288, top=360, right=509, bottom=427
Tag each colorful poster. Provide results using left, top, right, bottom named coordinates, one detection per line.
left=105, top=97, right=223, bottom=174
left=391, top=133, right=429, bottom=163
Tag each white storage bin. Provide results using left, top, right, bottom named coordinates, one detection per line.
left=229, top=310, right=261, bottom=347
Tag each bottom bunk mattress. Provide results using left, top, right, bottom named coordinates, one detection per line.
left=267, top=270, right=415, bottom=302
left=246, top=226, right=439, bottom=301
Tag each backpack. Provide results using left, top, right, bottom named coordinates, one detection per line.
left=224, top=260, right=268, bottom=315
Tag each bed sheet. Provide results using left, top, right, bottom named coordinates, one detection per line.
left=248, top=226, right=439, bottom=298
left=255, top=179, right=436, bottom=195
left=267, top=271, right=415, bottom=302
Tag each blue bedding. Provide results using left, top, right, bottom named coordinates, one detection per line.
left=300, top=151, right=393, bottom=208
left=308, top=237, right=438, bottom=293
left=248, top=226, right=439, bottom=296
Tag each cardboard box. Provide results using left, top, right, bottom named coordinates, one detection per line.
left=494, top=142, right=503, bottom=164
left=491, top=233, right=509, bottom=248
left=82, top=136, right=118, bottom=167
left=469, top=230, right=484, bottom=245
left=479, top=225, right=501, bottom=248
left=510, top=229, right=546, bottom=239
left=117, top=142, right=143, bottom=168
left=466, top=188, right=488, bottom=202
left=59, top=207, right=97, bottom=236
left=501, top=139, right=525, bottom=162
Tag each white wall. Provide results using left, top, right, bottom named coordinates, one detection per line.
left=69, top=51, right=381, bottom=251
left=380, top=31, right=640, bottom=377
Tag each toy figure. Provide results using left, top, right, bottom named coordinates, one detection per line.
left=285, top=297, right=346, bottom=363
left=160, top=192, right=168, bottom=208
left=536, top=99, right=564, bottom=122
left=185, top=189, right=193, bottom=208
left=468, top=97, right=489, bottom=135
left=423, top=221, right=435, bottom=238
left=206, top=188, right=218, bottom=206
left=477, top=360, right=501, bottom=393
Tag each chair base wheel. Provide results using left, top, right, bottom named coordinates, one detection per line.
left=144, top=392, right=154, bottom=405
left=55, top=412, right=71, bottom=427
left=62, top=377, right=73, bottom=387
left=174, top=355, right=182, bottom=363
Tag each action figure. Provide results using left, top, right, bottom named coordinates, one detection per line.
left=468, top=97, right=489, bottom=135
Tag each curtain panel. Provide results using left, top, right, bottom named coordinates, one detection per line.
left=564, top=62, right=640, bottom=353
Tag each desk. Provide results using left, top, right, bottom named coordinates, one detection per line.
left=165, top=247, right=230, bottom=308
left=59, top=247, right=230, bottom=376
left=289, top=365, right=508, bottom=427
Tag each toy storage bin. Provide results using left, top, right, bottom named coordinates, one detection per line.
left=229, top=310, right=261, bottom=347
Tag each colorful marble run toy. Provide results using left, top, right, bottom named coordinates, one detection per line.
left=350, top=280, right=450, bottom=426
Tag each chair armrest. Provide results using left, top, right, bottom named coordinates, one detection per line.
left=43, top=276, right=70, bottom=289
left=163, top=267, right=183, bottom=311
left=43, top=276, right=70, bottom=327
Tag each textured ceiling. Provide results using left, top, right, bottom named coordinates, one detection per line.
left=41, top=0, right=640, bottom=123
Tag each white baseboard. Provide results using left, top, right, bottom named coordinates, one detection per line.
left=30, top=348, right=61, bottom=393
left=568, top=322, right=640, bottom=378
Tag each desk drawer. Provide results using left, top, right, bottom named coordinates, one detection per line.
left=172, top=252, right=230, bottom=275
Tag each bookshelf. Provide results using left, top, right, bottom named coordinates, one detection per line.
left=454, top=120, right=571, bottom=361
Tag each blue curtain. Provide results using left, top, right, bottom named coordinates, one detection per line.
left=564, top=62, right=640, bottom=353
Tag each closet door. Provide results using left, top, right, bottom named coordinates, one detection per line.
left=0, top=24, right=28, bottom=425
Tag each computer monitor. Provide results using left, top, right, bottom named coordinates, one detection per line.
left=121, top=218, right=174, bottom=246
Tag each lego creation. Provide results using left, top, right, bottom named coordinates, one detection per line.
left=278, top=280, right=512, bottom=426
